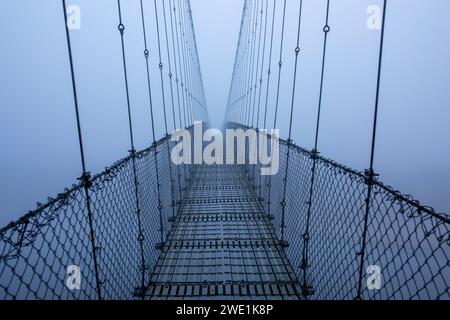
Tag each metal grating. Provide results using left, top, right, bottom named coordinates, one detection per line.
left=146, top=165, right=303, bottom=300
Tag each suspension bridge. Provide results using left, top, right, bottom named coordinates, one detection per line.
left=0, top=0, right=449, bottom=300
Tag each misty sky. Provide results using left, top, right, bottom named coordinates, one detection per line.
left=0, top=0, right=449, bottom=226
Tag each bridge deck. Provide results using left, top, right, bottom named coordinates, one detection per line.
left=146, top=165, right=303, bottom=300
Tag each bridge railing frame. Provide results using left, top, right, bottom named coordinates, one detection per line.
left=229, top=122, right=450, bottom=300
left=0, top=135, right=193, bottom=300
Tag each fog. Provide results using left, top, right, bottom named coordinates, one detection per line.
left=0, top=0, right=449, bottom=226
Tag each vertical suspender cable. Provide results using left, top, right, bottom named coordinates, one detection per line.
left=255, top=0, right=269, bottom=131
left=174, top=1, right=187, bottom=129
left=178, top=0, right=192, bottom=127
left=169, top=0, right=187, bottom=203
left=169, top=0, right=184, bottom=130
left=231, top=0, right=250, bottom=124
left=117, top=0, right=147, bottom=296
left=249, top=0, right=265, bottom=185
left=179, top=0, right=194, bottom=181
left=253, top=0, right=269, bottom=191
left=173, top=0, right=189, bottom=185
left=279, top=0, right=303, bottom=247
left=250, top=1, right=264, bottom=129
left=266, top=0, right=287, bottom=220
left=262, top=0, right=277, bottom=130
left=245, top=0, right=261, bottom=127
left=180, top=0, right=194, bottom=125
left=242, top=0, right=257, bottom=127
left=162, top=0, right=183, bottom=208
left=61, top=0, right=102, bottom=300
left=226, top=1, right=247, bottom=123
left=242, top=0, right=255, bottom=126
left=356, top=0, right=387, bottom=300
left=238, top=0, right=253, bottom=125
left=137, top=0, right=165, bottom=253
left=153, top=0, right=176, bottom=220
left=301, top=0, right=331, bottom=297
left=259, top=0, right=277, bottom=201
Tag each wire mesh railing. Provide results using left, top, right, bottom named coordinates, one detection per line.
left=239, top=125, right=450, bottom=300
left=0, top=136, right=192, bottom=300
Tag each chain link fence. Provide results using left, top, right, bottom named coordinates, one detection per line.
left=246, top=128, right=450, bottom=300
left=1, top=126, right=449, bottom=300
left=0, top=137, right=191, bottom=300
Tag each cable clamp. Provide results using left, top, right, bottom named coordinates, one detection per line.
left=78, top=172, right=93, bottom=189
left=364, top=169, right=379, bottom=185
left=128, top=148, right=137, bottom=157
left=310, top=148, right=320, bottom=160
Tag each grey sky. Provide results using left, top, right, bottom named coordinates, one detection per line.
left=0, top=0, right=449, bottom=226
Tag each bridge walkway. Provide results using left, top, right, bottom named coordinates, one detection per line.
left=146, top=165, right=303, bottom=300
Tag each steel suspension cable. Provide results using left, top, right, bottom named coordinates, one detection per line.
left=169, top=0, right=188, bottom=192
left=188, top=1, right=204, bottom=121
left=239, top=0, right=256, bottom=126
left=173, top=0, right=190, bottom=183
left=250, top=0, right=265, bottom=128
left=255, top=0, right=270, bottom=130
left=162, top=0, right=178, bottom=132
left=241, top=0, right=256, bottom=125
left=272, top=0, right=287, bottom=129
left=61, top=0, right=102, bottom=300
left=137, top=0, right=165, bottom=254
left=356, top=0, right=388, bottom=300
left=162, top=0, right=183, bottom=206
left=249, top=0, right=265, bottom=186
left=258, top=0, right=277, bottom=200
left=237, top=0, right=253, bottom=124
left=262, top=0, right=277, bottom=130
left=266, top=0, right=287, bottom=220
left=226, top=1, right=245, bottom=122
left=153, top=0, right=169, bottom=135
left=178, top=0, right=193, bottom=126
left=153, top=0, right=177, bottom=220
left=230, top=0, right=250, bottom=123
left=187, top=1, right=207, bottom=119
left=253, top=0, right=269, bottom=191
left=301, top=0, right=331, bottom=296
left=245, top=0, right=261, bottom=127
left=186, top=2, right=204, bottom=120
left=181, top=0, right=195, bottom=124
left=174, top=1, right=188, bottom=129
left=179, top=0, right=196, bottom=183
left=169, top=0, right=184, bottom=130
left=279, top=0, right=304, bottom=247
left=117, top=0, right=147, bottom=296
